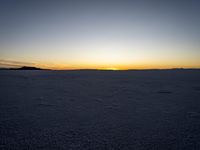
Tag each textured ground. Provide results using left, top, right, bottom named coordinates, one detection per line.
left=0, top=70, right=200, bottom=150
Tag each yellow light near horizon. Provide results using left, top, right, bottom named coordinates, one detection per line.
left=105, top=67, right=119, bottom=70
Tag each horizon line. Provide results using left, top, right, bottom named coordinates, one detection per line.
left=1, top=66, right=200, bottom=71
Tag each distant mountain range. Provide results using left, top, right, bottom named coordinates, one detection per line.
left=0, top=66, right=199, bottom=71
left=15, top=66, right=44, bottom=70
left=0, top=66, right=47, bottom=70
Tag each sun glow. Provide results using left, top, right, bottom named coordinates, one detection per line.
left=104, top=67, right=120, bottom=70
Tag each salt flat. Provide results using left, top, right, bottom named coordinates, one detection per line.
left=0, top=70, right=200, bottom=149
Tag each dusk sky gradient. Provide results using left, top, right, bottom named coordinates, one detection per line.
left=0, top=0, right=200, bottom=69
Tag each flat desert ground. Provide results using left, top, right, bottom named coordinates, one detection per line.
left=0, top=70, right=200, bottom=150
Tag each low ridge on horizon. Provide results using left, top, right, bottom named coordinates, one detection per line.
left=1, top=66, right=200, bottom=71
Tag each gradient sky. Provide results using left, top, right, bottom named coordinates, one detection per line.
left=0, top=0, right=200, bottom=69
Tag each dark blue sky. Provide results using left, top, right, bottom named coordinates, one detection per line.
left=0, top=0, right=200, bottom=69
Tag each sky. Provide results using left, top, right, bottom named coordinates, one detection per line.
left=0, top=0, right=200, bottom=70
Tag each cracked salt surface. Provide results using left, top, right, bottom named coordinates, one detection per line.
left=0, top=70, right=200, bottom=149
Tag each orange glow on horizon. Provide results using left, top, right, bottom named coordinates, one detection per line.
left=31, top=62, right=200, bottom=70
left=2, top=59, right=199, bottom=70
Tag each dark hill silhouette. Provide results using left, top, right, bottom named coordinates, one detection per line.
left=11, top=66, right=46, bottom=70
